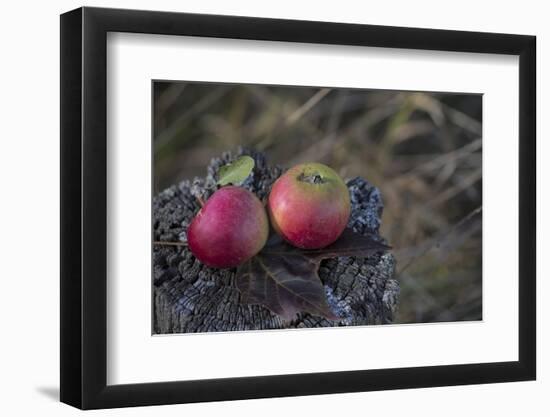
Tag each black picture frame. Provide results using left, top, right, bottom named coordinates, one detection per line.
left=60, top=6, right=536, bottom=410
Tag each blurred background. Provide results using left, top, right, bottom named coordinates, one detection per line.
left=153, top=81, right=482, bottom=324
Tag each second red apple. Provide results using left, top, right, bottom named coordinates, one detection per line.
left=268, top=162, right=351, bottom=249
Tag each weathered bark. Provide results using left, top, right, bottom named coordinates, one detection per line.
left=153, top=149, right=399, bottom=333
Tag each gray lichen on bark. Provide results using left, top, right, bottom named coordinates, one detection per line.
left=153, top=148, right=399, bottom=333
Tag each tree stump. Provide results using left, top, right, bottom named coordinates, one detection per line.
left=153, top=149, right=399, bottom=333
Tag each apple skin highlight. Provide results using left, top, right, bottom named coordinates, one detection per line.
left=268, top=163, right=351, bottom=249
left=187, top=186, right=269, bottom=268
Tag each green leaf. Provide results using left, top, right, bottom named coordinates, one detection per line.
left=235, top=228, right=391, bottom=321
left=217, top=155, right=255, bottom=186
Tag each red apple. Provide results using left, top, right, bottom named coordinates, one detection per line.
left=268, top=162, right=351, bottom=249
left=187, top=186, right=269, bottom=268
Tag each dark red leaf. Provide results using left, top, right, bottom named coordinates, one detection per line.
left=235, top=228, right=390, bottom=321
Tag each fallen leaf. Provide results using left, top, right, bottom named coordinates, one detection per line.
left=217, top=155, right=255, bottom=186
left=236, top=228, right=390, bottom=321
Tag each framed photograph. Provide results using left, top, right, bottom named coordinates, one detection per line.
left=60, top=6, right=536, bottom=409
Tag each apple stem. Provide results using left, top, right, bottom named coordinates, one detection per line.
left=196, top=195, right=206, bottom=207
left=153, top=241, right=187, bottom=247
left=298, top=172, right=325, bottom=184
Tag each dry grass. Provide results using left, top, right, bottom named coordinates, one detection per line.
left=153, top=82, right=482, bottom=323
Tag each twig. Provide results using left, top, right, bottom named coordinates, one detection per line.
left=153, top=241, right=187, bottom=247
left=397, top=206, right=482, bottom=274
left=428, top=169, right=482, bottom=208
left=155, top=83, right=186, bottom=122
left=442, top=102, right=483, bottom=135
left=285, top=88, right=332, bottom=126
left=408, top=138, right=482, bottom=175
left=154, top=86, right=231, bottom=151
